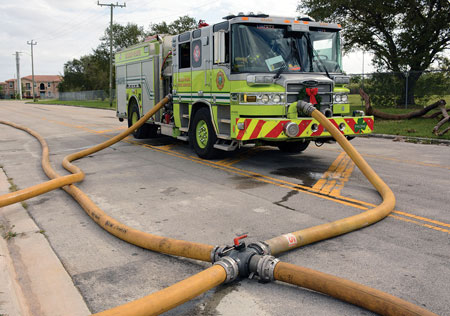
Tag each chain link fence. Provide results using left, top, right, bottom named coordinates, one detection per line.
left=347, top=70, right=450, bottom=108
left=58, top=90, right=115, bottom=101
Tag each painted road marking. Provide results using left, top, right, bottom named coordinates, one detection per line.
left=317, top=146, right=450, bottom=171
left=312, top=152, right=355, bottom=196
left=7, top=106, right=450, bottom=235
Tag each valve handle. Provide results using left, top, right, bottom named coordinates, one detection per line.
left=233, top=234, right=248, bottom=246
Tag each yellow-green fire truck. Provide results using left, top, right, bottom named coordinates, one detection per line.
left=115, top=13, right=373, bottom=159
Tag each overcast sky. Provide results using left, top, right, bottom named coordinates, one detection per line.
left=0, top=0, right=375, bottom=82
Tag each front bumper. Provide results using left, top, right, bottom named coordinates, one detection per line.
left=233, top=116, right=374, bottom=141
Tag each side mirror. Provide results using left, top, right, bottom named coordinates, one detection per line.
left=213, top=31, right=226, bottom=64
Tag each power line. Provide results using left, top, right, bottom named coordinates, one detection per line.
left=34, top=10, right=109, bottom=42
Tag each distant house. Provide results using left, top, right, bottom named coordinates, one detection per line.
left=22, top=75, right=62, bottom=99
left=0, top=81, right=7, bottom=98
left=4, top=79, right=16, bottom=99
left=1, top=75, right=62, bottom=99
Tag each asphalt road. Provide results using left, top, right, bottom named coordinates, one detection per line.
left=1, top=100, right=449, bottom=316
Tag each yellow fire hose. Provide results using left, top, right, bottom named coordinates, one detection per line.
left=0, top=99, right=438, bottom=316
left=274, top=261, right=438, bottom=316
left=93, top=265, right=227, bottom=316
left=265, top=107, right=396, bottom=255
left=0, top=96, right=213, bottom=262
left=0, top=121, right=84, bottom=208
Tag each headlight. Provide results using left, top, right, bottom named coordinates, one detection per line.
left=334, top=93, right=349, bottom=103
left=240, top=93, right=285, bottom=104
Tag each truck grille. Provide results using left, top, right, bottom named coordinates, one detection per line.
left=286, top=83, right=332, bottom=104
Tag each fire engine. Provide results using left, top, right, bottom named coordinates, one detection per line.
left=115, top=13, right=373, bottom=158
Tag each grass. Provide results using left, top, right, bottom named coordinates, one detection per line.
left=33, top=99, right=116, bottom=110
left=6, top=176, right=29, bottom=209
left=348, top=94, right=450, bottom=140
left=374, top=117, right=450, bottom=140
left=3, top=225, right=17, bottom=240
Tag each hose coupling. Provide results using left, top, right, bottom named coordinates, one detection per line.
left=297, top=100, right=316, bottom=116
left=256, top=255, right=280, bottom=283
left=247, top=241, right=271, bottom=256
left=211, top=238, right=272, bottom=282
left=214, top=257, right=239, bottom=283
left=211, top=240, right=270, bottom=264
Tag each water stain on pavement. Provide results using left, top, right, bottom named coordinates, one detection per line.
left=270, top=166, right=324, bottom=187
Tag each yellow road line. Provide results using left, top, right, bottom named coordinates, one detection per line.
left=312, top=152, right=346, bottom=192
left=389, top=215, right=450, bottom=234
left=317, top=146, right=450, bottom=170
left=320, top=155, right=352, bottom=195
left=330, top=157, right=355, bottom=197
left=96, top=126, right=127, bottom=134
left=311, top=151, right=355, bottom=196
left=13, top=108, right=449, bottom=235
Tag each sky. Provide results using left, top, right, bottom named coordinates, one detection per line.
left=0, top=0, right=375, bottom=82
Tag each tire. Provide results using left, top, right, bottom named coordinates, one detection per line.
left=189, top=107, right=219, bottom=159
left=128, top=101, right=158, bottom=139
left=277, top=140, right=310, bottom=153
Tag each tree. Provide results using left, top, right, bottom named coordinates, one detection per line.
left=98, top=22, right=148, bottom=52
left=59, top=23, right=147, bottom=92
left=149, top=15, right=197, bottom=35
left=298, top=0, right=450, bottom=105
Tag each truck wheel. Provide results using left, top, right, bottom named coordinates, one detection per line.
left=277, top=140, right=310, bottom=153
left=189, top=107, right=219, bottom=159
left=128, top=102, right=158, bottom=139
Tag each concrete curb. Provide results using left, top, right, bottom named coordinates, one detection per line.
left=369, top=133, right=450, bottom=145
left=25, top=101, right=115, bottom=111
left=0, top=170, right=91, bottom=316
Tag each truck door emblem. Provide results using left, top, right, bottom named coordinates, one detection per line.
left=193, top=44, right=201, bottom=62
left=216, top=71, right=225, bottom=90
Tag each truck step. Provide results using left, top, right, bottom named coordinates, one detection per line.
left=214, top=144, right=234, bottom=151
left=220, top=118, right=231, bottom=124
left=179, top=127, right=189, bottom=132
left=217, top=133, right=231, bottom=139
left=182, top=114, right=189, bottom=119
left=177, top=136, right=189, bottom=141
left=214, top=140, right=238, bottom=152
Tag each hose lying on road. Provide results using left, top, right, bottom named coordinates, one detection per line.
left=265, top=103, right=396, bottom=256
left=0, top=120, right=84, bottom=208
left=0, top=96, right=214, bottom=262
left=0, top=99, right=437, bottom=316
left=274, top=261, right=438, bottom=316
left=93, top=265, right=227, bottom=316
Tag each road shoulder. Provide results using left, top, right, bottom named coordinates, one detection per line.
left=0, top=169, right=91, bottom=316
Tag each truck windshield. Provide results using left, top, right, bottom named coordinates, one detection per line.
left=231, top=23, right=342, bottom=74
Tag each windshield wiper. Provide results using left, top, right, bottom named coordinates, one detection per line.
left=273, top=62, right=287, bottom=79
left=305, top=34, right=331, bottom=79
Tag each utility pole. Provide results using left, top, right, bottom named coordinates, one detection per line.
left=15, top=52, right=22, bottom=100
left=27, top=40, right=37, bottom=102
left=97, top=1, right=126, bottom=107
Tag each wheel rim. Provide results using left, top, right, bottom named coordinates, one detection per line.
left=195, top=119, right=208, bottom=149
left=131, top=111, right=139, bottom=126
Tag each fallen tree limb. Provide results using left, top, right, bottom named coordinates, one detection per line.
left=422, top=108, right=450, bottom=119
left=433, top=103, right=450, bottom=136
left=359, top=88, right=446, bottom=120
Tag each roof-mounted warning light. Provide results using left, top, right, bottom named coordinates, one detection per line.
left=297, top=15, right=316, bottom=22
left=223, top=12, right=269, bottom=20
